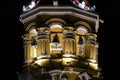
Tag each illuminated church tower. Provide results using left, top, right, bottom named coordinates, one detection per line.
left=18, top=0, right=103, bottom=80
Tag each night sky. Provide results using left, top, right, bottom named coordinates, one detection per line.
left=1, top=0, right=120, bottom=80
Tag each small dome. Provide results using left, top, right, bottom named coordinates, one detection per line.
left=71, top=0, right=96, bottom=12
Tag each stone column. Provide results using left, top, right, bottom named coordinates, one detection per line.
left=24, top=40, right=32, bottom=63
left=45, top=39, right=50, bottom=55
left=72, top=39, right=76, bottom=55
left=37, top=39, right=41, bottom=55
left=95, top=43, right=99, bottom=64
left=37, top=34, right=50, bottom=56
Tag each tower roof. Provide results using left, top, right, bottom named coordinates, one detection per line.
left=20, top=0, right=100, bottom=33
left=22, top=0, right=96, bottom=13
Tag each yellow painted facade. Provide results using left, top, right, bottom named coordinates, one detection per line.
left=18, top=1, right=103, bottom=79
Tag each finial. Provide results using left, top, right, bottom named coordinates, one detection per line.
left=53, top=0, right=58, bottom=6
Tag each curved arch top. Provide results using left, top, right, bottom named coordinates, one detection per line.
left=25, top=22, right=36, bottom=32
left=45, top=18, right=67, bottom=26
left=74, top=21, right=92, bottom=32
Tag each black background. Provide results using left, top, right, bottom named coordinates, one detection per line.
left=1, top=0, right=119, bottom=80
